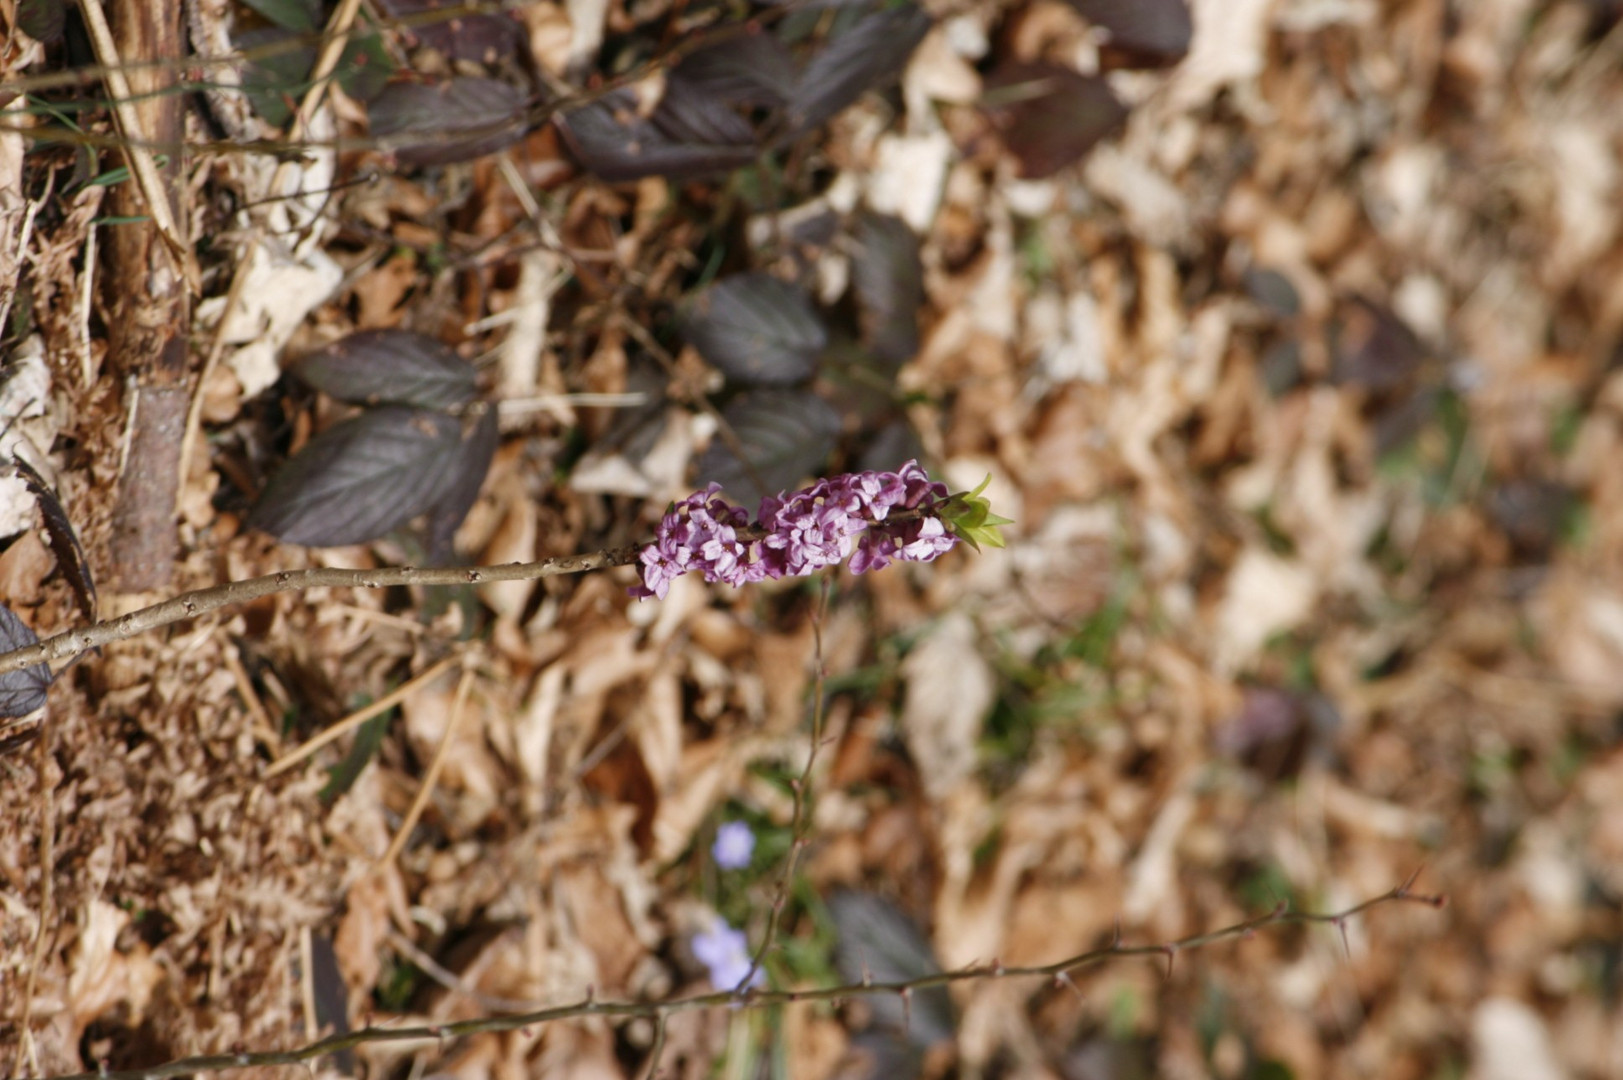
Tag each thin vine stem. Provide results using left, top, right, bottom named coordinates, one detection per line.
left=36, top=876, right=1445, bottom=1080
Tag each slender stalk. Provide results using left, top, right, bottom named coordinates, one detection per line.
left=41, top=880, right=1445, bottom=1080
left=0, top=544, right=646, bottom=677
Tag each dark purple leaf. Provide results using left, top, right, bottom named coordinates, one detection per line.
left=17, top=0, right=66, bottom=42
left=857, top=420, right=925, bottom=475
left=0, top=604, right=52, bottom=719
left=423, top=407, right=499, bottom=563
left=656, top=74, right=758, bottom=149
left=379, top=0, right=525, bottom=63
left=1331, top=299, right=1425, bottom=392
left=670, top=36, right=798, bottom=109
left=294, top=329, right=480, bottom=409
left=852, top=213, right=923, bottom=367
left=1243, top=267, right=1301, bottom=318
left=829, top=891, right=955, bottom=1047
left=1063, top=0, right=1193, bottom=64
left=557, top=85, right=759, bottom=182
left=1488, top=479, right=1574, bottom=558
left=13, top=458, right=96, bottom=624
left=981, top=63, right=1127, bottom=179
left=695, top=390, right=841, bottom=504
left=249, top=406, right=479, bottom=547
left=680, top=273, right=827, bottom=386
left=788, top=3, right=932, bottom=134
left=369, top=77, right=530, bottom=165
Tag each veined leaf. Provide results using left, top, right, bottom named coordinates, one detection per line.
left=788, top=2, right=932, bottom=134
left=0, top=605, right=52, bottom=719
left=680, top=273, right=827, bottom=386
left=369, top=77, right=530, bottom=165
left=294, top=329, right=480, bottom=409
left=852, top=212, right=923, bottom=367
left=249, top=406, right=488, bottom=547
left=695, top=390, right=840, bottom=504
left=557, top=86, right=758, bottom=182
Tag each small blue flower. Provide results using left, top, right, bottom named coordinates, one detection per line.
left=692, top=918, right=764, bottom=991
left=712, top=821, right=756, bottom=870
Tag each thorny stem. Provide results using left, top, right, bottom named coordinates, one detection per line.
left=34, top=881, right=1445, bottom=1080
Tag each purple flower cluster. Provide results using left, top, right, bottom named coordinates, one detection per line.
left=631, top=461, right=956, bottom=601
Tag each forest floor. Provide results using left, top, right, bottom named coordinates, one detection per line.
left=3, top=1, right=1623, bottom=1079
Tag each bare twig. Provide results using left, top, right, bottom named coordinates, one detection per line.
left=39, top=881, right=1445, bottom=1080
left=0, top=543, right=644, bottom=677
left=0, top=510, right=939, bottom=678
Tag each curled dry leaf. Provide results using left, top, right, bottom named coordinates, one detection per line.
left=982, top=63, right=1128, bottom=179
left=294, top=329, right=480, bottom=409
left=369, top=77, right=530, bottom=165
left=12, top=457, right=96, bottom=624
left=0, top=603, right=52, bottom=719
left=694, top=389, right=842, bottom=504
left=249, top=406, right=494, bottom=548
left=679, top=273, right=828, bottom=386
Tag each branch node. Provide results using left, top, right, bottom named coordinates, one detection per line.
left=1160, top=944, right=1178, bottom=982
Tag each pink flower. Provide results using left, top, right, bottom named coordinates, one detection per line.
left=631, top=462, right=956, bottom=600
